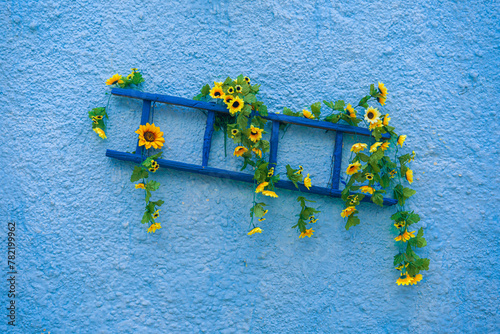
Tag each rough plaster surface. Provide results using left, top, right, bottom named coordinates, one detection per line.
left=1, top=1, right=499, bottom=333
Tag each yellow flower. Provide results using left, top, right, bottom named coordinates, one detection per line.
left=348, top=195, right=359, bottom=205
left=295, top=165, right=304, bottom=175
left=127, top=73, right=133, bottom=80
left=227, top=96, right=244, bottom=115
left=378, top=82, right=387, bottom=105
left=255, top=182, right=269, bottom=193
left=147, top=222, right=161, bottom=233
left=369, top=142, right=382, bottom=153
left=252, top=148, right=262, bottom=158
left=224, top=95, right=234, bottom=104
left=263, top=210, right=269, bottom=216
left=304, top=173, right=312, bottom=190
left=351, top=143, right=367, bottom=153
left=365, top=173, right=374, bottom=180
left=396, top=273, right=412, bottom=286
left=209, top=86, right=225, bottom=99
left=214, top=81, right=223, bottom=87
left=346, top=104, right=356, bottom=118
left=394, top=221, right=405, bottom=228
left=406, top=169, right=413, bottom=184
left=258, top=218, right=266, bottom=222
left=152, top=210, right=160, bottom=219
left=299, top=228, right=314, bottom=238
left=227, top=86, right=235, bottom=94
left=135, top=183, right=145, bottom=189
left=93, top=128, right=107, bottom=139
left=360, top=186, right=375, bottom=194
left=244, top=76, right=250, bottom=83
left=310, top=217, right=318, bottom=224
left=95, top=115, right=103, bottom=120
left=381, top=142, right=390, bottom=151
left=262, top=190, right=278, bottom=198
left=131, top=68, right=138, bottom=72
left=397, top=135, right=407, bottom=147
left=230, top=128, right=239, bottom=137
left=235, top=85, right=242, bottom=93
left=395, top=230, right=415, bottom=242
left=389, top=169, right=397, bottom=178
left=267, top=168, right=274, bottom=177
left=302, top=109, right=314, bottom=119
left=248, top=125, right=263, bottom=143
left=409, top=151, right=416, bottom=162
left=346, top=161, right=362, bottom=175
left=364, top=106, right=381, bottom=124
left=247, top=227, right=262, bottom=235
left=369, top=120, right=383, bottom=131
left=105, top=73, right=124, bottom=85
left=395, top=263, right=408, bottom=271
left=409, top=274, right=423, bottom=285
left=383, top=114, right=391, bottom=126
left=341, top=206, right=356, bottom=218
left=233, top=146, right=248, bottom=157
left=136, top=123, right=165, bottom=149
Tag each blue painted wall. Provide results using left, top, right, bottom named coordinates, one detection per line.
left=1, top=1, right=499, bottom=332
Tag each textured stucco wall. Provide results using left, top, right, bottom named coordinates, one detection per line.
left=1, top=0, right=499, bottom=333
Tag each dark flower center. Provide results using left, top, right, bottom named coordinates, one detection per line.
left=367, top=112, right=374, bottom=119
left=144, top=132, right=156, bottom=142
left=232, top=101, right=240, bottom=108
left=215, top=91, right=221, bottom=97
left=251, top=130, right=258, bottom=135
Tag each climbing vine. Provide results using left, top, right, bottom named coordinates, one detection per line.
left=89, top=70, right=429, bottom=286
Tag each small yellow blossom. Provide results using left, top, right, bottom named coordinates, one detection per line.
left=247, top=227, right=263, bottom=235
left=93, top=128, right=107, bottom=139
left=351, top=143, right=368, bottom=153
left=234, top=146, right=248, bottom=157
left=135, top=183, right=145, bottom=189
left=299, top=228, right=314, bottom=238
left=252, top=148, right=262, bottom=158
left=406, top=169, right=413, bottom=184
left=364, top=106, right=381, bottom=124
left=360, top=186, right=375, bottom=194
left=341, top=206, right=356, bottom=218
left=381, top=142, right=390, bottom=151
left=395, top=230, right=415, bottom=242
left=346, top=161, right=362, bottom=175
left=346, top=104, right=356, bottom=118
left=370, top=142, right=382, bottom=153
left=304, top=173, right=312, bottom=190
left=302, top=109, right=314, bottom=119
left=249, top=125, right=263, bottom=143
left=147, top=223, right=161, bottom=233
left=255, top=182, right=269, bottom=193
left=383, top=114, right=391, bottom=126
left=262, top=190, right=278, bottom=198
left=105, top=74, right=124, bottom=85
left=397, top=135, right=407, bottom=147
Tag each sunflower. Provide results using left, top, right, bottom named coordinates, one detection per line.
left=152, top=210, right=160, bottom=219
left=230, top=128, right=239, bottom=137
left=127, top=73, right=133, bottom=80
left=383, top=114, right=391, bottom=126
left=295, top=165, right=304, bottom=175
left=247, top=227, right=263, bottom=235
left=309, top=216, right=318, bottom=224
left=381, top=142, right=390, bottom=151
left=396, top=273, right=412, bottom=286
left=346, top=161, right=362, bottom=175
left=395, top=263, right=408, bottom=271
left=91, top=117, right=98, bottom=124
left=224, top=95, right=234, bottom=104
left=348, top=195, right=359, bottom=205
left=95, top=115, right=103, bottom=120
left=93, top=128, right=107, bottom=139
left=255, top=182, right=269, bottom=193
left=258, top=218, right=266, bottom=222
left=409, top=274, right=423, bottom=285
left=244, top=76, right=250, bottom=83
left=147, top=222, right=162, bottom=233
left=227, top=96, right=244, bottom=115
left=135, top=183, right=146, bottom=189
left=302, top=109, right=315, bottom=119
left=346, top=104, right=356, bottom=118
left=389, top=169, right=397, bottom=178
left=406, top=169, right=413, bottom=184
left=136, top=123, right=165, bottom=149
left=365, top=173, right=374, bottom=180
left=252, top=148, right=262, bottom=158
left=397, top=135, right=407, bottom=147
left=267, top=167, right=274, bottom=177
left=263, top=210, right=269, bottom=216
left=378, top=82, right=387, bottom=106
left=227, top=86, right=235, bottom=94
left=341, top=206, right=356, bottom=218
left=299, top=228, right=314, bottom=238
left=210, top=86, right=225, bottom=99
left=248, top=125, right=263, bottom=143
left=394, top=221, right=405, bottom=228
left=369, top=142, right=382, bottom=153
left=233, top=146, right=248, bottom=157
left=214, top=81, right=223, bottom=87
left=235, top=85, right=242, bottom=93
left=262, top=190, right=278, bottom=198
left=369, top=120, right=383, bottom=131
left=106, top=73, right=124, bottom=86
left=364, top=106, right=381, bottom=124
left=131, top=68, right=138, bottom=72
left=395, top=230, right=415, bottom=242
left=360, top=186, right=374, bottom=194
left=351, top=143, right=367, bottom=153
left=304, top=173, right=312, bottom=190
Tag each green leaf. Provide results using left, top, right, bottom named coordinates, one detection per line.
left=324, top=114, right=340, bottom=123
left=131, top=166, right=148, bottom=182
left=145, top=190, right=152, bottom=202
left=237, top=114, right=248, bottom=129
left=146, top=180, right=161, bottom=191
left=371, top=193, right=384, bottom=207
left=403, top=187, right=416, bottom=199
left=333, top=100, right=345, bottom=111
left=357, top=153, right=369, bottom=162
left=414, top=258, right=430, bottom=271
left=358, top=95, right=370, bottom=108
left=311, top=102, right=321, bottom=118
left=393, top=253, right=405, bottom=266
left=141, top=211, right=151, bottom=224
left=244, top=94, right=257, bottom=104
left=345, top=215, right=360, bottom=230
left=369, top=84, right=378, bottom=97
left=201, top=84, right=211, bottom=96
left=323, top=100, right=334, bottom=109
left=399, top=154, right=411, bottom=165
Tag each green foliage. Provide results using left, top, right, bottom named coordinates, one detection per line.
left=286, top=164, right=303, bottom=189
